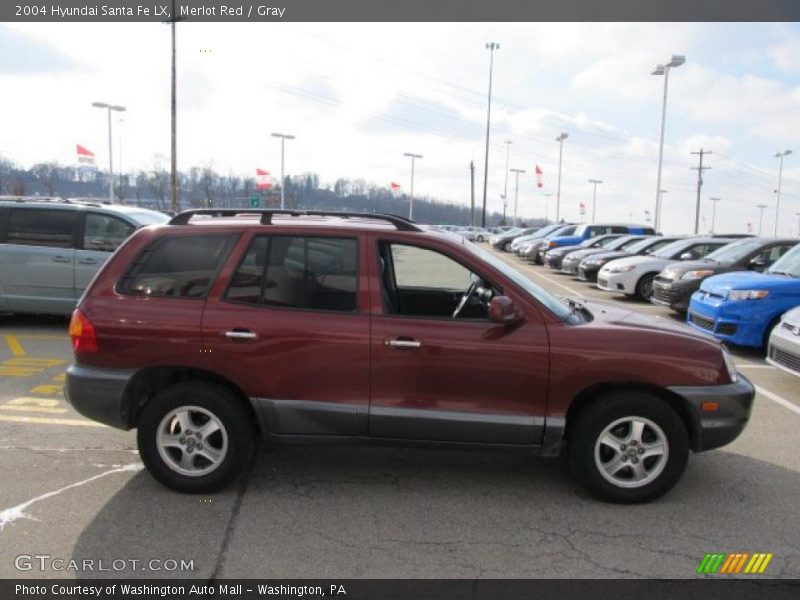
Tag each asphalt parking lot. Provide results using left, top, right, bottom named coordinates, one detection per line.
left=0, top=247, right=798, bottom=580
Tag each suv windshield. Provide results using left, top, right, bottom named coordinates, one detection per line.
left=768, top=245, right=800, bottom=277
left=703, top=238, right=766, bottom=267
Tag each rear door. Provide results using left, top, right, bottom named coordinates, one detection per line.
left=0, top=207, right=77, bottom=314
left=201, top=231, right=370, bottom=436
left=75, top=212, right=136, bottom=297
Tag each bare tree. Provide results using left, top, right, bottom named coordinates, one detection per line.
left=31, top=162, right=61, bottom=196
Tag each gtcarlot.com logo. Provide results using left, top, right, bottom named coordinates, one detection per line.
left=697, top=552, right=773, bottom=575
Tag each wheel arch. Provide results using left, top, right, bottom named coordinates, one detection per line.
left=564, top=381, right=701, bottom=452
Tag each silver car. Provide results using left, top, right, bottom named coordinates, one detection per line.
left=0, top=198, right=168, bottom=315
left=766, top=306, right=800, bottom=378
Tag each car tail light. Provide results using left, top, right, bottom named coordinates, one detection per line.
left=548, top=241, right=557, bottom=248
left=69, top=310, right=98, bottom=353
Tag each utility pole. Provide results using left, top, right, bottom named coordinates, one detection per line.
left=774, top=150, right=792, bottom=236
left=481, top=42, right=499, bottom=228
left=403, top=152, right=422, bottom=220
left=757, top=204, right=768, bottom=236
left=469, top=161, right=475, bottom=227
left=588, top=179, right=602, bottom=223
left=510, top=168, right=525, bottom=227
left=555, top=132, right=568, bottom=222
left=165, top=0, right=184, bottom=213
left=691, top=149, right=711, bottom=234
left=709, top=197, right=721, bottom=233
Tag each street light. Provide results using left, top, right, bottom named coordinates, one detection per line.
left=542, top=192, right=553, bottom=223
left=588, top=179, right=603, bottom=223
left=510, top=168, right=526, bottom=227
left=91, top=101, right=126, bottom=203
left=757, top=203, right=768, bottom=236
left=774, top=149, right=792, bottom=236
left=271, top=132, right=295, bottom=209
left=403, top=152, right=423, bottom=220
left=651, top=54, right=685, bottom=232
left=555, top=132, right=568, bottom=222
left=481, top=42, right=499, bottom=228
left=709, top=197, right=721, bottom=233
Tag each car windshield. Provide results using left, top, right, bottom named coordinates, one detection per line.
left=626, top=237, right=665, bottom=253
left=465, top=243, right=572, bottom=320
left=604, top=236, right=638, bottom=251
left=703, top=238, right=767, bottom=267
left=651, top=239, right=694, bottom=259
left=768, top=245, right=800, bottom=277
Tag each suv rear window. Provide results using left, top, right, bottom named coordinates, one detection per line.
left=225, top=235, right=358, bottom=312
left=118, top=235, right=235, bottom=298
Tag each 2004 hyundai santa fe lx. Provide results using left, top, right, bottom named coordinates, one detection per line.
left=65, top=210, right=754, bottom=503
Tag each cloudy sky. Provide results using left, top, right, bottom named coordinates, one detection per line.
left=0, top=21, right=799, bottom=235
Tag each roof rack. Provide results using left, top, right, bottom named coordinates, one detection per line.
left=168, top=209, right=423, bottom=232
left=0, top=196, right=106, bottom=208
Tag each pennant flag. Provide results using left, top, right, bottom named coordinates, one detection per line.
left=535, top=165, right=543, bottom=188
left=256, top=168, right=272, bottom=190
left=579, top=202, right=586, bottom=216
left=390, top=181, right=402, bottom=197
left=76, top=144, right=95, bottom=165
left=747, top=222, right=753, bottom=234
left=390, top=182, right=401, bottom=190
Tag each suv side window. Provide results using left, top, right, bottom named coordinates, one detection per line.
left=83, top=213, right=134, bottom=252
left=6, top=209, right=75, bottom=248
left=391, top=244, right=471, bottom=290
left=225, top=235, right=358, bottom=312
left=118, top=235, right=235, bottom=298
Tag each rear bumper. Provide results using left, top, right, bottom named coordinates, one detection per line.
left=64, top=364, right=135, bottom=430
left=668, top=374, right=755, bottom=452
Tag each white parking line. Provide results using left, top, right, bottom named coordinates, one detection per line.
left=736, top=364, right=774, bottom=370
left=755, top=385, right=800, bottom=417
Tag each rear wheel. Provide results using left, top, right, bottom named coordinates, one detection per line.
left=569, top=392, right=689, bottom=503
left=635, top=273, right=655, bottom=301
left=137, top=381, right=255, bottom=493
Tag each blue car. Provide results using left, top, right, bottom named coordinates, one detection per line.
left=537, top=223, right=656, bottom=263
left=687, top=243, right=800, bottom=347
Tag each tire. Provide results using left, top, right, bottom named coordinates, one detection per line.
left=476, top=235, right=484, bottom=243
left=635, top=273, right=656, bottom=301
left=762, top=316, right=782, bottom=353
left=568, top=392, right=689, bottom=503
left=137, top=381, right=255, bottom=493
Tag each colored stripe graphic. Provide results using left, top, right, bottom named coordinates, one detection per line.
left=698, top=552, right=772, bottom=575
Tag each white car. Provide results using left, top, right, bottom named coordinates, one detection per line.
left=766, top=306, right=800, bottom=378
left=597, top=237, right=734, bottom=301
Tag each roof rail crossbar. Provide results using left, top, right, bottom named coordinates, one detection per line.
left=168, top=209, right=422, bottom=231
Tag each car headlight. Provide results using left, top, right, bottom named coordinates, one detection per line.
left=722, top=346, right=738, bottom=383
left=727, top=289, right=769, bottom=300
left=681, top=270, right=715, bottom=280
left=608, top=264, right=637, bottom=273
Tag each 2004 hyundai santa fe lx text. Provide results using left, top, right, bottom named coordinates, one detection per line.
left=64, top=210, right=754, bottom=503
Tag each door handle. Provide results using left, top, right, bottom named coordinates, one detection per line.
left=385, top=337, right=422, bottom=350
left=52, top=256, right=72, bottom=263
left=78, top=258, right=98, bottom=265
left=224, top=329, right=258, bottom=341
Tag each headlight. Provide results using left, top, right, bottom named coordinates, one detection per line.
left=727, top=289, right=769, bottom=300
left=681, top=270, right=715, bottom=280
left=722, top=346, right=738, bottom=383
left=608, top=264, right=637, bottom=273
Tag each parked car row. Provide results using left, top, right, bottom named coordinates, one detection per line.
left=494, top=223, right=800, bottom=375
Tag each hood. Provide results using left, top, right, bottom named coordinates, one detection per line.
left=700, top=271, right=800, bottom=296
left=661, top=259, right=724, bottom=279
left=599, top=254, right=671, bottom=271
left=582, top=250, right=628, bottom=264
left=567, top=247, right=607, bottom=261
left=782, top=306, right=800, bottom=327
left=550, top=244, right=583, bottom=256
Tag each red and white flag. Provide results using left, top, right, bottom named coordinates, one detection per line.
left=535, top=165, right=543, bottom=188
left=579, top=202, right=586, bottom=216
left=390, top=182, right=402, bottom=197
left=76, top=144, right=95, bottom=165
left=255, top=168, right=272, bottom=190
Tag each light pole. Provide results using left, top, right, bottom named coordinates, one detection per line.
left=481, top=42, right=499, bottom=228
left=510, top=168, right=525, bottom=227
left=757, top=203, right=768, bottom=236
left=91, top=101, right=126, bottom=203
left=118, top=117, right=124, bottom=202
left=774, top=149, right=792, bottom=236
left=503, top=140, right=512, bottom=204
left=796, top=211, right=800, bottom=238
left=403, top=152, right=422, bottom=220
left=555, top=132, right=568, bottom=222
left=542, top=192, right=553, bottom=222
left=588, top=179, right=602, bottom=223
left=709, top=197, right=721, bottom=233
left=651, top=55, right=685, bottom=232
left=271, top=132, right=295, bottom=209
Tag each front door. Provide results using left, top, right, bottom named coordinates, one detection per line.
left=369, top=239, right=550, bottom=445
left=75, top=212, right=135, bottom=297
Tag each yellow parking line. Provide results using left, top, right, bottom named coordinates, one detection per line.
left=0, top=368, right=39, bottom=377
left=30, top=384, right=64, bottom=395
left=0, top=414, right=104, bottom=427
left=4, top=335, right=26, bottom=357
left=15, top=335, right=69, bottom=340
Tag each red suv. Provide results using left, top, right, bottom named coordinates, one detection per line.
left=65, top=210, right=754, bottom=502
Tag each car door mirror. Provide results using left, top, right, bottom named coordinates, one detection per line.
left=679, top=252, right=694, bottom=260
left=488, top=296, right=523, bottom=325
left=749, top=256, right=767, bottom=270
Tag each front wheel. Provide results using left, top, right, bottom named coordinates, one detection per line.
left=137, top=381, right=255, bottom=493
left=568, top=392, right=689, bottom=503
left=635, top=273, right=655, bottom=301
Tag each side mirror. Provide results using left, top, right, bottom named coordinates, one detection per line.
left=680, top=252, right=694, bottom=261
left=488, top=296, right=523, bottom=325
left=749, top=256, right=767, bottom=270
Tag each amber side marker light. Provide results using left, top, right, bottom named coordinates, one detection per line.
left=69, top=310, right=98, bottom=353
left=701, top=401, right=719, bottom=412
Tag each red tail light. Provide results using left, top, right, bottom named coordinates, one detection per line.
left=69, top=310, right=98, bottom=353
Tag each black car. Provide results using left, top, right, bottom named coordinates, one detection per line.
left=544, top=234, right=622, bottom=270
left=652, top=237, right=799, bottom=313
left=561, top=235, right=649, bottom=275
left=578, top=236, right=682, bottom=282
